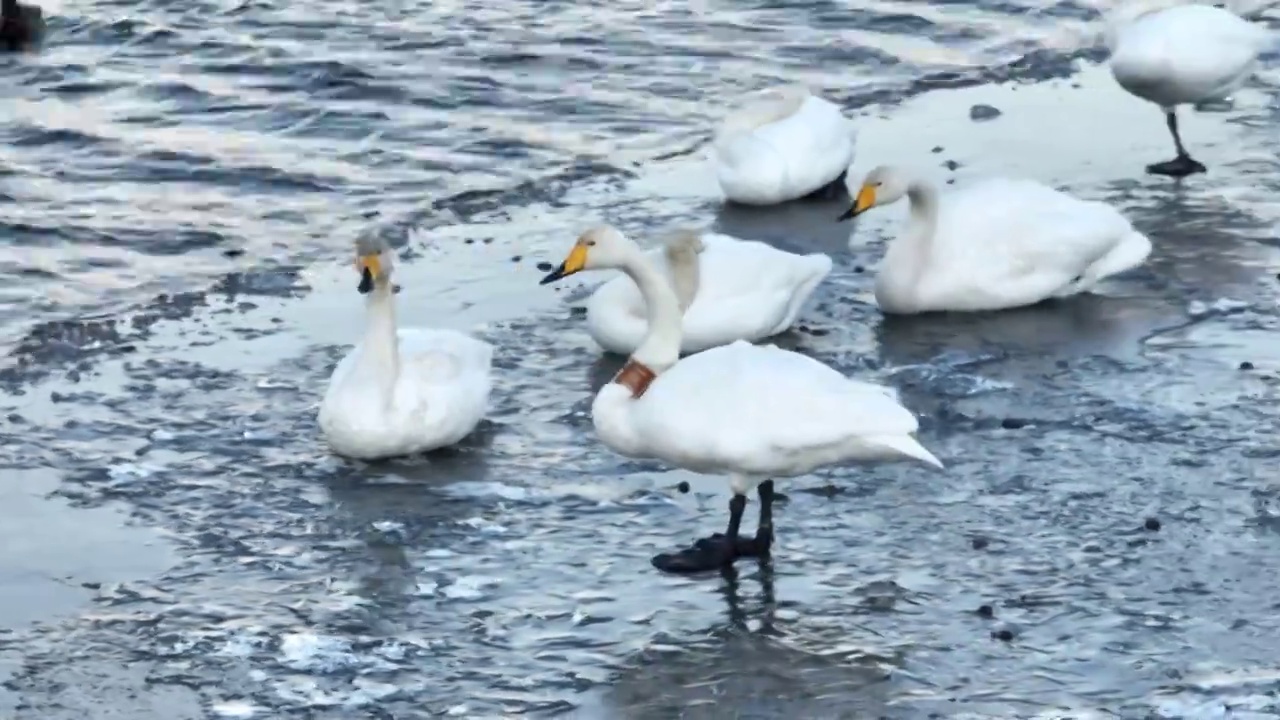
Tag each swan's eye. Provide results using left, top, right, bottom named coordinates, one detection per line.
left=586, top=240, right=597, bottom=247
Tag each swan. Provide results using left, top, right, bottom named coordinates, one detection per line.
left=836, top=165, right=1153, bottom=314
left=583, top=227, right=833, bottom=356
left=0, top=0, right=44, bottom=51
left=318, top=236, right=493, bottom=460
left=1107, top=0, right=1274, bottom=177
left=713, top=85, right=858, bottom=205
left=540, top=225, right=942, bottom=573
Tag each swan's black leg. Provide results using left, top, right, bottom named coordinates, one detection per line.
left=755, top=480, right=775, bottom=558
left=1147, top=111, right=1207, bottom=177
left=651, top=480, right=780, bottom=573
left=652, top=493, right=751, bottom=573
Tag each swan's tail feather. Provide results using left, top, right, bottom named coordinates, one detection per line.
left=1087, top=230, right=1153, bottom=285
left=871, top=434, right=944, bottom=469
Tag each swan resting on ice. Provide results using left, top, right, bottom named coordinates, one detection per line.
left=713, top=85, right=858, bottom=205
left=1107, top=0, right=1274, bottom=177
left=540, top=225, right=942, bottom=573
left=582, top=226, right=832, bottom=355
left=318, top=236, right=493, bottom=460
left=837, top=165, right=1153, bottom=314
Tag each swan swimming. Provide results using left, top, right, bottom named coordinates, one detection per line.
left=1107, top=0, right=1274, bottom=177
left=583, top=227, right=832, bottom=355
left=318, top=236, right=493, bottom=460
left=837, top=165, right=1153, bottom=314
left=540, top=225, right=942, bottom=573
left=713, top=85, right=858, bottom=205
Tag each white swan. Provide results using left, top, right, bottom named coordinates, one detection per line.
left=713, top=85, right=858, bottom=205
left=540, top=226, right=942, bottom=573
left=318, top=237, right=493, bottom=460
left=583, top=227, right=833, bottom=356
left=1107, top=0, right=1274, bottom=177
left=837, top=165, right=1153, bottom=315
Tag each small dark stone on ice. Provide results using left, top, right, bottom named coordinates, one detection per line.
left=1144, top=517, right=1161, bottom=531
left=536, top=261, right=554, bottom=272
left=1239, top=361, right=1254, bottom=370
left=1001, top=417, right=1027, bottom=430
left=976, top=604, right=994, bottom=618
left=969, top=104, right=1002, bottom=122
left=853, top=265, right=865, bottom=273
left=676, top=481, right=690, bottom=494
left=81, top=581, right=101, bottom=590
left=464, top=238, right=475, bottom=244
left=810, top=328, right=829, bottom=337
left=931, top=146, right=944, bottom=153
left=222, top=248, right=245, bottom=258
left=483, top=238, right=494, bottom=244
left=946, top=178, right=956, bottom=185
left=971, top=536, right=989, bottom=550
left=992, top=628, right=1014, bottom=642
left=943, top=159, right=961, bottom=171
left=511, top=255, right=522, bottom=263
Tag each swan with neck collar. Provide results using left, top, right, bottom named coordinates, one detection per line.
left=541, top=225, right=942, bottom=574
left=837, top=165, right=1152, bottom=315
left=1106, top=0, right=1274, bottom=177
left=714, top=85, right=857, bottom=205
left=317, top=236, right=492, bottom=460
left=583, top=226, right=832, bottom=356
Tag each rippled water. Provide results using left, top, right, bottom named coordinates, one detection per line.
left=4, top=0, right=1280, bottom=718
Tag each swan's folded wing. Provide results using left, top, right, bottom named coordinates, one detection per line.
left=935, top=180, right=1138, bottom=292
left=634, top=342, right=921, bottom=466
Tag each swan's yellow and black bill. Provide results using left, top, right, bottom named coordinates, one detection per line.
left=539, top=243, right=588, bottom=285
left=357, top=254, right=381, bottom=294
left=837, top=185, right=877, bottom=222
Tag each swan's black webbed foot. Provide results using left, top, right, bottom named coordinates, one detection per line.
left=1146, top=155, right=1206, bottom=178
left=651, top=533, right=762, bottom=573
left=651, top=481, right=776, bottom=574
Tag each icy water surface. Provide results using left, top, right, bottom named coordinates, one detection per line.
left=4, top=1, right=1280, bottom=719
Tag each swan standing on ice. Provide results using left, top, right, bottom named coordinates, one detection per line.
left=318, top=237, right=493, bottom=460
left=1107, top=0, right=1273, bottom=177
left=583, top=227, right=832, bottom=355
left=713, top=85, right=858, bottom=205
left=837, top=165, right=1153, bottom=314
left=540, top=226, right=942, bottom=573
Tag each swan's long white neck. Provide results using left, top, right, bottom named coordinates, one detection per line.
left=353, top=283, right=400, bottom=398
left=665, top=250, right=701, bottom=313
left=876, top=179, right=939, bottom=311
left=590, top=243, right=684, bottom=459
left=624, top=249, right=683, bottom=373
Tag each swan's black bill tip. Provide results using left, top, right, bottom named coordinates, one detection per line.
left=539, top=263, right=568, bottom=285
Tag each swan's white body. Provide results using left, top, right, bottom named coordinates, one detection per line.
left=593, top=340, right=941, bottom=487
left=1108, top=2, right=1271, bottom=110
left=713, top=86, right=857, bottom=206
left=552, top=227, right=940, bottom=499
left=319, top=287, right=492, bottom=460
left=585, top=232, right=832, bottom=355
left=851, top=172, right=1152, bottom=315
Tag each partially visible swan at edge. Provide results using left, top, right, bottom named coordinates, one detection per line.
left=713, top=85, right=857, bottom=205
left=584, top=227, right=833, bottom=355
left=1107, top=0, right=1275, bottom=177
left=540, top=225, right=942, bottom=574
left=318, top=236, right=493, bottom=460
left=837, top=165, right=1153, bottom=315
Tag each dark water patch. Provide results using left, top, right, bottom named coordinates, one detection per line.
left=0, top=268, right=308, bottom=391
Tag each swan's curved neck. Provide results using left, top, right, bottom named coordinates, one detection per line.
left=355, top=284, right=400, bottom=395
left=622, top=250, right=683, bottom=373
left=877, top=179, right=939, bottom=307
left=666, top=252, right=700, bottom=313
